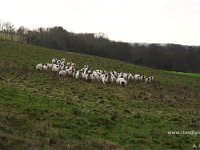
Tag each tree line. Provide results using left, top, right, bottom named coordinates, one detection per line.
left=0, top=20, right=200, bottom=72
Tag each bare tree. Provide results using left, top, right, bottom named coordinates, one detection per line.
left=4, top=22, right=15, bottom=33
left=94, top=32, right=108, bottom=39
left=1, top=22, right=15, bottom=40
left=0, top=20, right=2, bottom=31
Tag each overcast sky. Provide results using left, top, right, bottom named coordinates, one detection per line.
left=0, top=0, right=200, bottom=45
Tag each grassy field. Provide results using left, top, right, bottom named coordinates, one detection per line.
left=0, top=40, right=200, bottom=150
left=164, top=71, right=200, bottom=78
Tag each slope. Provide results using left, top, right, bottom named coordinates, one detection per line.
left=0, top=40, right=200, bottom=150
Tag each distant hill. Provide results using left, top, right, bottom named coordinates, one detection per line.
left=0, top=40, right=200, bottom=149
left=1, top=25, right=200, bottom=73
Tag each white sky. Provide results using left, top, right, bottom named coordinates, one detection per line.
left=0, top=0, right=200, bottom=45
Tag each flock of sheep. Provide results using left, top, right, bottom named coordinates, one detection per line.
left=36, top=58, right=155, bottom=87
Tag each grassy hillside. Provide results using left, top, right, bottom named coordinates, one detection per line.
left=0, top=40, right=200, bottom=150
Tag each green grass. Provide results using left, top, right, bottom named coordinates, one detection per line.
left=165, top=71, right=200, bottom=78
left=0, top=39, right=200, bottom=150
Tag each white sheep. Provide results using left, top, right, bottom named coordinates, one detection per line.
left=145, top=76, right=155, bottom=83
left=111, top=71, right=118, bottom=78
left=122, top=73, right=128, bottom=80
left=91, top=72, right=98, bottom=81
left=52, top=58, right=57, bottom=64
left=84, top=65, right=89, bottom=68
left=102, top=73, right=115, bottom=84
left=116, top=78, right=128, bottom=87
left=42, top=64, right=48, bottom=71
left=94, top=73, right=102, bottom=81
left=61, top=58, right=66, bottom=63
left=75, top=70, right=82, bottom=79
left=66, top=68, right=75, bottom=76
left=149, top=76, right=155, bottom=81
left=110, top=73, right=116, bottom=82
left=60, top=64, right=65, bottom=70
left=47, top=63, right=53, bottom=69
left=133, top=74, right=140, bottom=81
left=71, top=63, right=76, bottom=68
left=37, top=57, right=155, bottom=87
left=66, top=62, right=71, bottom=67
left=36, top=64, right=43, bottom=71
left=85, top=72, right=93, bottom=81
left=139, top=75, right=146, bottom=82
left=57, top=60, right=61, bottom=65
left=128, top=74, right=134, bottom=81
left=52, top=64, right=60, bottom=72
left=59, top=70, right=67, bottom=76
left=117, top=72, right=124, bottom=79
left=99, top=74, right=105, bottom=81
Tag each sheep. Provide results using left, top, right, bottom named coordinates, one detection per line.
left=82, top=66, right=90, bottom=74
left=139, top=75, right=146, bottom=82
left=102, top=73, right=115, bottom=84
left=133, top=74, right=140, bottom=81
left=91, top=72, right=98, bottom=81
left=110, top=73, right=116, bottom=82
left=145, top=77, right=150, bottom=83
left=60, top=58, right=66, bottom=66
left=52, top=64, right=60, bottom=72
left=111, top=70, right=118, bottom=78
left=47, top=63, right=53, bottom=69
left=65, top=66, right=70, bottom=70
left=84, top=65, right=89, bottom=68
left=72, top=70, right=77, bottom=78
left=122, top=73, right=128, bottom=80
left=145, top=76, right=155, bottom=83
left=81, top=70, right=91, bottom=80
left=66, top=62, right=71, bottom=67
left=66, top=68, right=76, bottom=77
left=61, top=58, right=66, bottom=63
left=102, top=75, right=108, bottom=84
left=42, top=64, right=48, bottom=71
left=36, top=63, right=43, bottom=71
left=128, top=74, right=134, bottom=81
left=59, top=70, right=67, bottom=76
left=81, top=72, right=87, bottom=80
left=149, top=76, right=155, bottom=81
left=71, top=63, right=76, bottom=68
left=116, top=78, right=128, bottom=87
left=36, top=57, right=155, bottom=87
left=117, top=72, right=124, bottom=78
left=99, top=73, right=104, bottom=80
left=52, top=58, right=57, bottom=64
left=75, top=70, right=82, bottom=79
left=94, top=72, right=102, bottom=81
left=85, top=72, right=93, bottom=81
left=90, top=71, right=102, bottom=81
left=56, top=60, right=61, bottom=65
left=60, top=64, right=65, bottom=70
